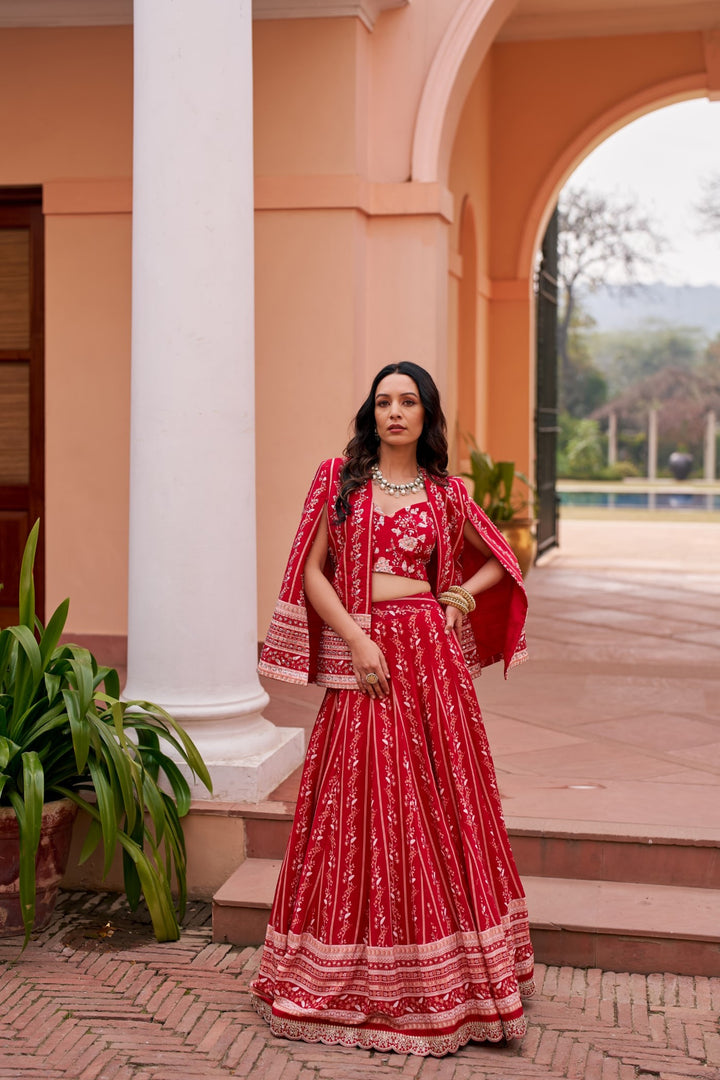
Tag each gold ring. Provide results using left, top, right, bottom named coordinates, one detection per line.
left=365, top=672, right=379, bottom=685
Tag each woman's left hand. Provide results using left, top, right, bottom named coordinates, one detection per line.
left=444, top=603, right=464, bottom=642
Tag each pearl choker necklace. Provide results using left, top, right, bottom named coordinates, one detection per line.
left=371, top=463, right=424, bottom=498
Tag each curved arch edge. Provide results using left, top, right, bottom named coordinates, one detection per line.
left=516, top=74, right=709, bottom=277
left=412, top=0, right=518, bottom=184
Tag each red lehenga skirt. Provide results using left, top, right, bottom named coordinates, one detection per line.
left=251, top=596, right=534, bottom=1057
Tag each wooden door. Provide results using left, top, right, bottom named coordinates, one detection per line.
left=0, top=188, right=44, bottom=626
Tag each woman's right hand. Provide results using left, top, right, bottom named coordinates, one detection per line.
left=348, top=633, right=391, bottom=698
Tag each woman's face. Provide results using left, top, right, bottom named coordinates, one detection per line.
left=374, top=373, right=425, bottom=451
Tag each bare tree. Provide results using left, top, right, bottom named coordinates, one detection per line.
left=557, top=186, right=667, bottom=377
left=695, top=172, right=720, bottom=233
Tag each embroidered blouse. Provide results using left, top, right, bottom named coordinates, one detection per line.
left=372, top=502, right=435, bottom=581
left=259, top=458, right=528, bottom=689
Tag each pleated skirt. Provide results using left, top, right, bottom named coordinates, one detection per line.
left=251, top=596, right=534, bottom=1057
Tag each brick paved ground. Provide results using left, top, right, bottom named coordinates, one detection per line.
left=1, top=892, right=718, bottom=1080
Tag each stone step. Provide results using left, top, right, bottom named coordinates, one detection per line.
left=235, top=802, right=720, bottom=889
left=212, top=859, right=720, bottom=977
left=240, top=803, right=294, bottom=861
left=212, top=857, right=283, bottom=948
left=525, top=875, right=720, bottom=978
left=508, top=822, right=720, bottom=890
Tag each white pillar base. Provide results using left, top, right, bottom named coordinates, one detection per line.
left=169, top=709, right=305, bottom=804
left=135, top=690, right=306, bottom=803
left=187, top=722, right=305, bottom=804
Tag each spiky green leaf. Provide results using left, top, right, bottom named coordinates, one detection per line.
left=18, top=521, right=39, bottom=631
left=0, top=735, right=20, bottom=770
left=38, top=599, right=69, bottom=669
left=7, top=752, right=44, bottom=944
left=78, top=816, right=102, bottom=864
left=86, top=758, right=118, bottom=877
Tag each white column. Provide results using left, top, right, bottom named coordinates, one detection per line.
left=705, top=411, right=717, bottom=481
left=647, top=408, right=658, bottom=481
left=125, top=0, right=304, bottom=802
left=607, top=411, right=617, bottom=468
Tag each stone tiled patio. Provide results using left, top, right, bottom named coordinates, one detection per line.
left=488, top=518, right=720, bottom=839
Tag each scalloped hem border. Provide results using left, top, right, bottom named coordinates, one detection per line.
left=252, top=996, right=528, bottom=1057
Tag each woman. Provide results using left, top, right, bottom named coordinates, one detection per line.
left=251, top=362, right=534, bottom=1057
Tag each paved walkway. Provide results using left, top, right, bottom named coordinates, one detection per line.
left=483, top=518, right=720, bottom=841
left=0, top=890, right=718, bottom=1080
left=1, top=518, right=718, bottom=1079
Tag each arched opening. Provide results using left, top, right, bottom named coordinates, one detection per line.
left=435, top=5, right=716, bottom=534
left=518, top=85, right=710, bottom=285
left=526, top=91, right=714, bottom=554
left=538, top=98, right=720, bottom=527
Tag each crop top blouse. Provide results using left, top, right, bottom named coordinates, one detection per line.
left=371, top=501, right=436, bottom=582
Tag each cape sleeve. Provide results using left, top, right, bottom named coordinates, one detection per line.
left=450, top=478, right=529, bottom=678
left=258, top=459, right=337, bottom=685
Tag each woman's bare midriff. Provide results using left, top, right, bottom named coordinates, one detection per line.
left=371, top=572, right=432, bottom=603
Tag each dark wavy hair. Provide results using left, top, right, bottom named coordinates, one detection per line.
left=335, top=362, right=448, bottom=523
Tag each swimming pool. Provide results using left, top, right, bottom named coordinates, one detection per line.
left=559, top=490, right=720, bottom=511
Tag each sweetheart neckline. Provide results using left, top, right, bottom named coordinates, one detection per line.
left=372, top=500, right=430, bottom=520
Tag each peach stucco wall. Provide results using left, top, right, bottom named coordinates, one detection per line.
left=0, top=28, right=132, bottom=181
left=45, top=213, right=131, bottom=634
left=0, top=27, right=133, bottom=635
left=254, top=19, right=367, bottom=178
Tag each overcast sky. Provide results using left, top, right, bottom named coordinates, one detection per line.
left=566, top=98, right=720, bottom=287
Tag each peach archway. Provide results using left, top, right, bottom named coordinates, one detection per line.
left=412, top=0, right=517, bottom=184
left=516, top=74, right=709, bottom=278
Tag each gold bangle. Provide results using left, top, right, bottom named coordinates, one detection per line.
left=448, top=585, right=476, bottom=612
left=438, top=592, right=469, bottom=615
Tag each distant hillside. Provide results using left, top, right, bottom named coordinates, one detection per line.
left=580, top=283, right=720, bottom=339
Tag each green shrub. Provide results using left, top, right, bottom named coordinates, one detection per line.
left=0, top=522, right=212, bottom=945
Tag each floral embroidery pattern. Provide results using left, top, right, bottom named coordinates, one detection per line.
left=371, top=502, right=435, bottom=581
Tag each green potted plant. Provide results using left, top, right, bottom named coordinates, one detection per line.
left=463, top=438, right=537, bottom=576
left=0, top=521, right=212, bottom=945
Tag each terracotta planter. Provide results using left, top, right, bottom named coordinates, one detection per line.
left=0, top=798, right=77, bottom=937
left=498, top=519, right=537, bottom=578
